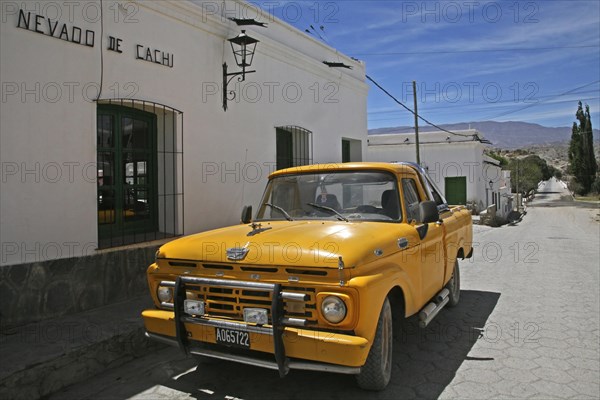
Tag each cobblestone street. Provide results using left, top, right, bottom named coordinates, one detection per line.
left=52, top=180, right=600, bottom=399
left=438, top=179, right=600, bottom=399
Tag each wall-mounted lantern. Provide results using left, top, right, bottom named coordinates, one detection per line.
left=223, top=30, right=259, bottom=111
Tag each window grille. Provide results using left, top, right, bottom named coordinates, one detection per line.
left=96, top=99, right=184, bottom=248
left=275, top=126, right=313, bottom=170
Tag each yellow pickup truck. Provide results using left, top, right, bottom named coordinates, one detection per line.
left=142, top=162, right=473, bottom=390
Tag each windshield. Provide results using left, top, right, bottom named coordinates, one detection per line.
left=256, top=170, right=401, bottom=222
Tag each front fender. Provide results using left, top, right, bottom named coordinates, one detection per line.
left=349, top=262, right=418, bottom=344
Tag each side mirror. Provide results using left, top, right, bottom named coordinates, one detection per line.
left=241, top=205, right=252, bottom=224
left=419, top=200, right=439, bottom=224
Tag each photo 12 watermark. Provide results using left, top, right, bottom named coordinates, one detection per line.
left=399, top=1, right=540, bottom=24
left=193, top=240, right=341, bottom=265
left=2, top=81, right=139, bottom=104
left=202, top=80, right=340, bottom=106
left=1, top=161, right=97, bottom=184
left=0, top=319, right=142, bottom=347
left=201, top=161, right=277, bottom=184
left=402, top=81, right=539, bottom=105
left=1, top=241, right=98, bottom=265
left=397, top=319, right=541, bottom=344
left=400, top=239, right=540, bottom=265
left=199, top=1, right=340, bottom=25
left=1, top=1, right=140, bottom=25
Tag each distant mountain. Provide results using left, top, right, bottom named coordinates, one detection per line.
left=369, top=121, right=600, bottom=149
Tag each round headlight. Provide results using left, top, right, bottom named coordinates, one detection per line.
left=157, top=286, right=173, bottom=303
left=321, top=296, right=347, bottom=324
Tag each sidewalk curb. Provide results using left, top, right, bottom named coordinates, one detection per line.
left=0, top=297, right=162, bottom=399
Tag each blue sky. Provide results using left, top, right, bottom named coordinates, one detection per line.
left=259, top=0, right=600, bottom=130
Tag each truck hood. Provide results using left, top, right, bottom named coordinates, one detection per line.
left=158, top=220, right=419, bottom=268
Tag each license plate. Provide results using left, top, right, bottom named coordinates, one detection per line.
left=215, top=327, right=250, bottom=349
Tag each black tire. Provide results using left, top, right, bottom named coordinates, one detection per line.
left=356, top=297, right=393, bottom=391
left=446, top=260, right=460, bottom=307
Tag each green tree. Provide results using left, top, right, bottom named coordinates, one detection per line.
left=568, top=121, right=582, bottom=174
left=569, top=102, right=597, bottom=194
left=508, top=155, right=548, bottom=194
left=487, top=151, right=509, bottom=167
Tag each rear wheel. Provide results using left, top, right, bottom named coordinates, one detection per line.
left=446, top=260, right=460, bottom=307
left=356, top=297, right=392, bottom=391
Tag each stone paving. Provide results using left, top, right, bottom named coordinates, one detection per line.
left=437, top=182, right=599, bottom=399
left=0, top=296, right=160, bottom=400
left=51, top=181, right=600, bottom=399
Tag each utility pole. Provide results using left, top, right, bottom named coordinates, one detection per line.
left=516, top=158, right=519, bottom=194
left=412, top=80, right=420, bottom=165
left=516, top=158, right=520, bottom=212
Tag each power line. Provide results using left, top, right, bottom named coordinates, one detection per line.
left=367, top=80, right=600, bottom=123
left=368, top=89, right=600, bottom=115
left=483, top=80, right=600, bottom=120
left=368, top=95, right=600, bottom=119
left=305, top=21, right=472, bottom=138
left=353, top=44, right=600, bottom=56
left=366, top=75, right=478, bottom=138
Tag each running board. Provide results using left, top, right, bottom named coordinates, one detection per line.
left=418, top=288, right=450, bottom=328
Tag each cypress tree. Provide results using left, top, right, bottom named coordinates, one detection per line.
left=569, top=101, right=598, bottom=194
left=583, top=104, right=597, bottom=191
left=569, top=121, right=582, bottom=175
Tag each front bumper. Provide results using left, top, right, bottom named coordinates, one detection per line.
left=142, top=276, right=369, bottom=375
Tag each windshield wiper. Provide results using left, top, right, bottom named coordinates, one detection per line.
left=265, top=203, right=294, bottom=221
left=307, top=203, right=349, bottom=222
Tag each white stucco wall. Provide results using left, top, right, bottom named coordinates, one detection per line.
left=0, top=0, right=368, bottom=265
left=367, top=130, right=493, bottom=208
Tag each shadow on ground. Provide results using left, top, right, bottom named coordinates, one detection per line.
left=155, top=290, right=501, bottom=400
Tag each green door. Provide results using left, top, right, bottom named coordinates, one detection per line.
left=276, top=128, right=293, bottom=170
left=97, top=105, right=157, bottom=245
left=342, top=139, right=351, bottom=162
left=445, top=176, right=467, bottom=205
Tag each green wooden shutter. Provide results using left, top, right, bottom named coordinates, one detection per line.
left=342, top=139, right=351, bottom=162
left=445, top=176, right=467, bottom=205
left=276, top=128, right=293, bottom=170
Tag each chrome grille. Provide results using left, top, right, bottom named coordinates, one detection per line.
left=185, top=284, right=316, bottom=323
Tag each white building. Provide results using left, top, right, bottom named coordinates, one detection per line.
left=367, top=129, right=512, bottom=216
left=0, top=0, right=368, bottom=267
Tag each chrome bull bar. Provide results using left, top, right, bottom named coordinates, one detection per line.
left=144, top=331, right=361, bottom=375
left=160, top=276, right=311, bottom=377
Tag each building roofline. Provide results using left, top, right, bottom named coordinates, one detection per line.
left=368, top=129, right=486, bottom=146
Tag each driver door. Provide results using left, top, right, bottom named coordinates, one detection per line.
left=401, top=178, right=446, bottom=304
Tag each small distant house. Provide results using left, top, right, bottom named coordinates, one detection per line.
left=367, top=129, right=512, bottom=217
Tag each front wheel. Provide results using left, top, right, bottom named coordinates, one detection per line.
left=356, top=297, right=392, bottom=391
left=446, top=260, right=460, bottom=307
